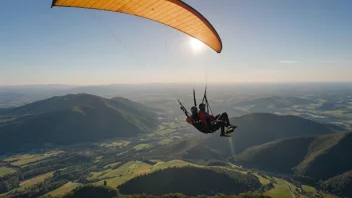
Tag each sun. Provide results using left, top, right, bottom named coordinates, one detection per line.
left=189, top=37, right=205, bottom=53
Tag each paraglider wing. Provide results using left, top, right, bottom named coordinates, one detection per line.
left=51, top=0, right=222, bottom=53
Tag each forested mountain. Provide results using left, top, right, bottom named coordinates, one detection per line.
left=118, top=166, right=261, bottom=196
left=233, top=132, right=352, bottom=180
left=0, top=94, right=160, bottom=153
left=321, top=170, right=352, bottom=197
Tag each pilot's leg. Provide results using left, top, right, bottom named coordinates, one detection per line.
left=213, top=121, right=229, bottom=137
left=216, top=113, right=229, bottom=126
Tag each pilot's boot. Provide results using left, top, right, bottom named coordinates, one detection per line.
left=227, top=127, right=234, bottom=133
left=227, top=125, right=237, bottom=133
left=220, top=132, right=231, bottom=137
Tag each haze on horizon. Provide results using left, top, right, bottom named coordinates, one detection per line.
left=1, top=0, right=351, bottom=86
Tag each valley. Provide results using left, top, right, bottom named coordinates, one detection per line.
left=0, top=84, right=351, bottom=198
left=0, top=118, right=345, bottom=198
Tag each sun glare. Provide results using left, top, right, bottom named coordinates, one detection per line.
left=189, top=37, right=205, bottom=53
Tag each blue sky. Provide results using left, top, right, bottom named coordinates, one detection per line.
left=0, top=0, right=351, bottom=85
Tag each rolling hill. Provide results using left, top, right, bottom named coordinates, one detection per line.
left=118, top=166, right=261, bottom=196
left=233, top=132, right=352, bottom=180
left=63, top=185, right=268, bottom=198
left=0, top=94, right=160, bottom=153
left=3, top=94, right=157, bottom=119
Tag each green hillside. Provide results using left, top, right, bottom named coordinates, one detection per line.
left=233, top=132, right=352, bottom=180
left=233, top=136, right=313, bottom=174
left=63, top=185, right=269, bottom=198
left=118, top=166, right=261, bottom=196
left=0, top=94, right=159, bottom=153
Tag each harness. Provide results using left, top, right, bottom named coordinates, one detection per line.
left=177, top=87, right=215, bottom=134
left=190, top=114, right=210, bottom=133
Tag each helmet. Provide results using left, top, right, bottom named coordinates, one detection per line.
left=199, top=103, right=206, bottom=111
left=190, top=106, right=198, bottom=115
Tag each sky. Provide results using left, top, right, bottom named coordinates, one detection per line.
left=0, top=0, right=351, bottom=85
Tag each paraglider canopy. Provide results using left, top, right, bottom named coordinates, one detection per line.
left=51, top=0, right=222, bottom=53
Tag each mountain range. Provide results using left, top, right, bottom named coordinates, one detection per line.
left=1, top=93, right=351, bottom=197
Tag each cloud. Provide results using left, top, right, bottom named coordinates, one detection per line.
left=279, top=60, right=299, bottom=64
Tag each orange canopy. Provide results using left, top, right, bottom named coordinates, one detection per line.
left=51, top=0, right=222, bottom=53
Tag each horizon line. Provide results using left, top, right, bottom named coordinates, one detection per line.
left=1, top=81, right=352, bottom=87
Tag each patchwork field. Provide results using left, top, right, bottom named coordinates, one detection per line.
left=93, top=161, right=153, bottom=188
left=155, top=122, right=177, bottom=136
left=252, top=173, right=271, bottom=185
left=19, top=172, right=54, bottom=190
left=44, top=182, right=81, bottom=197
left=1, top=171, right=54, bottom=197
left=0, top=166, right=16, bottom=177
left=3, top=151, right=63, bottom=167
left=158, top=139, right=173, bottom=145
left=90, top=160, right=195, bottom=189
left=100, top=140, right=131, bottom=148
left=156, top=128, right=176, bottom=136
left=264, top=178, right=296, bottom=198
left=133, top=144, right=151, bottom=151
